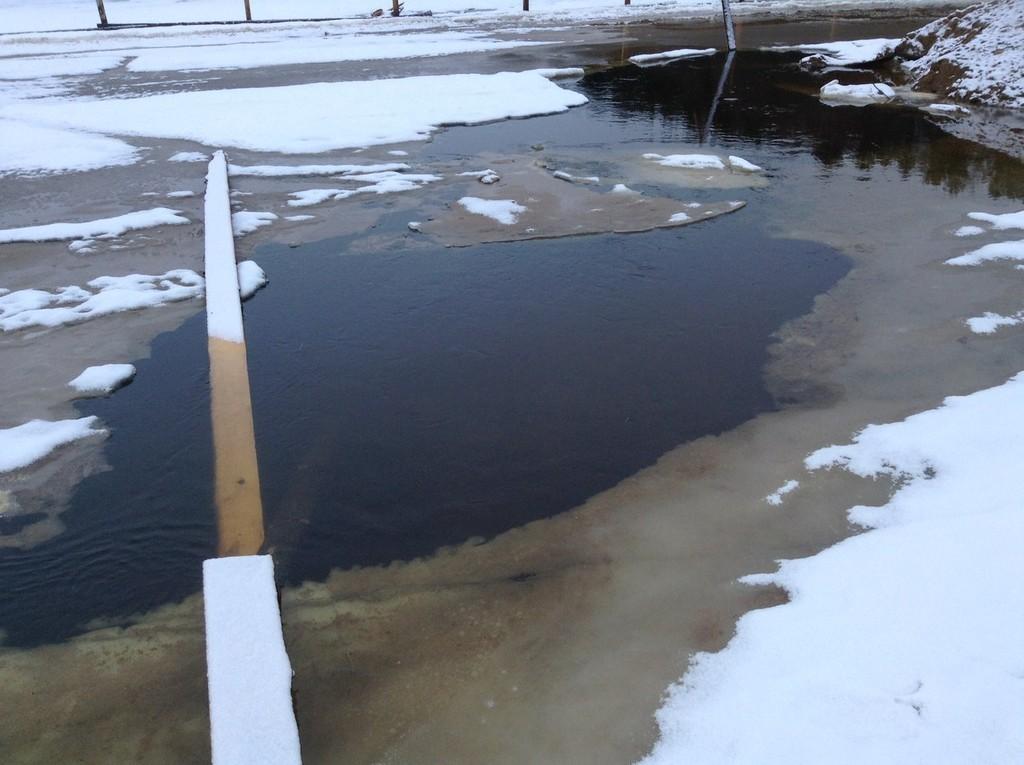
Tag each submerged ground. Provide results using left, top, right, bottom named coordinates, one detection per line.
left=1, top=6, right=1023, bottom=764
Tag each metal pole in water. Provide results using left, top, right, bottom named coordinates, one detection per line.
left=720, top=0, right=737, bottom=51
left=243, top=0, right=252, bottom=21
left=95, top=0, right=108, bottom=26
left=523, top=0, right=529, bottom=11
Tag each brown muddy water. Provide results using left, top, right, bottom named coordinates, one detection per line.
left=2, top=43, right=1024, bottom=765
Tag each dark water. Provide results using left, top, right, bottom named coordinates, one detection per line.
left=3, top=51, right=1021, bottom=647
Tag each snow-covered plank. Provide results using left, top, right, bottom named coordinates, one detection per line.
left=204, top=150, right=245, bottom=343
left=203, top=555, right=301, bottom=765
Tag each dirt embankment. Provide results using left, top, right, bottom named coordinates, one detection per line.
left=898, top=0, right=1024, bottom=109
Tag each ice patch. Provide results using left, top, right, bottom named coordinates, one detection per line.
left=0, top=417, right=105, bottom=474
left=166, top=190, right=195, bottom=198
left=644, top=153, right=725, bottom=170
left=68, top=363, right=137, bottom=395
left=0, top=208, right=189, bottom=248
left=668, top=212, right=691, bottom=223
left=765, top=479, right=799, bottom=506
left=628, top=48, right=716, bottom=66
left=284, top=214, right=314, bottom=222
left=819, top=80, right=896, bottom=105
left=946, top=240, right=1024, bottom=266
left=0, top=270, right=204, bottom=333
left=388, top=150, right=409, bottom=156
left=232, top=211, right=278, bottom=236
left=611, top=184, right=637, bottom=194
left=237, top=261, right=268, bottom=301
left=457, top=197, right=526, bottom=225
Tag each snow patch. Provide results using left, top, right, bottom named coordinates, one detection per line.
left=232, top=211, right=278, bottom=236
left=228, top=162, right=408, bottom=177
left=728, top=155, right=762, bottom=172
left=954, top=225, right=984, bottom=237
left=770, top=38, right=898, bottom=68
left=946, top=240, right=1024, bottom=267
left=966, top=311, right=1024, bottom=335
left=237, top=261, right=268, bottom=301
left=457, top=197, right=526, bottom=225
left=643, top=153, right=725, bottom=170
left=68, top=364, right=136, bottom=395
left=819, top=79, right=895, bottom=105
left=629, top=48, right=716, bottom=66
left=0, top=417, right=105, bottom=473
left=287, top=171, right=439, bottom=207
left=0, top=208, right=189, bottom=248
left=0, top=270, right=204, bottom=333
left=765, top=479, right=799, bottom=506
left=7, top=72, right=588, bottom=154
left=0, top=119, right=139, bottom=177
left=967, top=209, right=1024, bottom=231
left=168, top=151, right=209, bottom=162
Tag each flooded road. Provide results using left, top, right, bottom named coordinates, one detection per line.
left=2, top=31, right=1024, bottom=765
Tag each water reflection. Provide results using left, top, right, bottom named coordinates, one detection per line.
left=581, top=52, right=1024, bottom=199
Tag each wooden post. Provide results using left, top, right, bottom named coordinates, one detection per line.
left=243, top=0, right=252, bottom=21
left=523, top=0, right=529, bottom=10
left=720, top=0, right=736, bottom=51
left=625, top=0, right=630, bottom=5
left=392, top=0, right=401, bottom=15
left=95, top=0, right=108, bottom=26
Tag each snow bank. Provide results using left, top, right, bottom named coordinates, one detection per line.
left=0, top=119, right=138, bottom=177
left=644, top=153, right=725, bottom=170
left=900, top=0, right=1024, bottom=109
left=0, top=417, right=105, bottom=473
left=819, top=79, right=895, bottom=105
left=457, top=197, right=526, bottom=225
left=204, top=151, right=245, bottom=344
left=68, top=363, right=137, bottom=395
left=237, top=261, right=268, bottom=300
left=628, top=48, right=716, bottom=66
left=0, top=270, right=204, bottom=332
left=232, top=211, right=278, bottom=236
left=641, top=373, right=1024, bottom=765
left=946, top=240, right=1024, bottom=267
left=203, top=555, right=301, bottom=765
left=0, top=208, right=189, bottom=246
left=7, top=72, right=588, bottom=154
